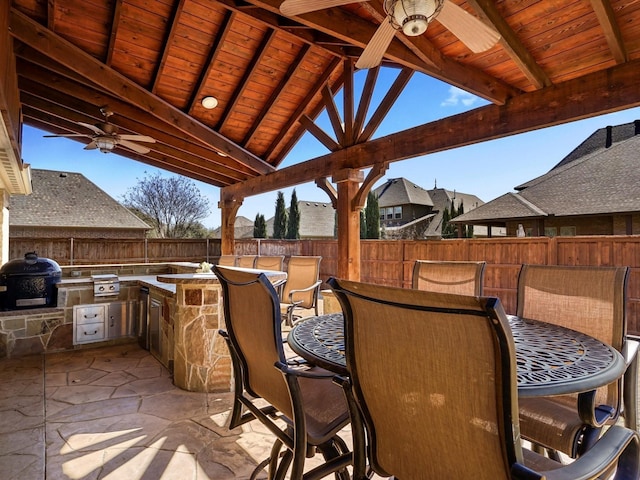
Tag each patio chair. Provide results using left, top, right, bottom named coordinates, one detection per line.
left=412, top=260, right=486, bottom=295
left=516, top=264, right=638, bottom=458
left=280, top=256, right=322, bottom=326
left=237, top=255, right=257, bottom=268
left=255, top=255, right=285, bottom=272
left=327, top=277, right=640, bottom=480
left=217, top=255, right=237, bottom=266
left=213, top=266, right=351, bottom=480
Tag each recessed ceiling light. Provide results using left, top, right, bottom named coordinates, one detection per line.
left=201, top=96, right=218, bottom=109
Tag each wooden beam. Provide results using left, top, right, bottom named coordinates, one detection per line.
left=315, top=177, right=337, bottom=209
left=343, top=59, right=354, bottom=146
left=300, top=115, right=340, bottom=151
left=358, top=67, right=413, bottom=143
left=105, top=0, right=123, bottom=66
left=222, top=58, right=640, bottom=199
left=321, top=84, right=344, bottom=146
left=152, top=0, right=187, bottom=94
left=10, top=8, right=275, bottom=175
left=353, top=162, right=388, bottom=210
left=353, top=66, right=379, bottom=143
left=589, top=0, right=627, bottom=64
left=468, top=0, right=550, bottom=89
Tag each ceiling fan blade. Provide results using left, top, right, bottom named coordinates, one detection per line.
left=437, top=0, right=500, bottom=53
left=280, top=0, right=354, bottom=16
left=77, top=122, right=107, bottom=136
left=117, top=134, right=156, bottom=143
left=84, top=142, right=98, bottom=150
left=43, top=134, right=90, bottom=138
left=119, top=139, right=152, bottom=154
left=356, top=20, right=396, bottom=69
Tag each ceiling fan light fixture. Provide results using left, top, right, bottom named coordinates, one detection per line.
left=201, top=96, right=219, bottom=109
left=95, top=137, right=116, bottom=153
left=386, top=0, right=443, bottom=36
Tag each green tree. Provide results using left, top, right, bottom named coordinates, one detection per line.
left=273, top=191, right=287, bottom=239
left=442, top=200, right=459, bottom=238
left=364, top=191, right=380, bottom=239
left=253, top=213, right=267, bottom=238
left=360, top=210, right=366, bottom=239
left=122, top=172, right=210, bottom=238
left=286, top=189, right=301, bottom=239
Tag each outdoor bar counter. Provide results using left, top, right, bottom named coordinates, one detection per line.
left=158, top=269, right=286, bottom=393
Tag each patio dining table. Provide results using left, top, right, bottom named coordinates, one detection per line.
left=287, top=313, right=626, bottom=398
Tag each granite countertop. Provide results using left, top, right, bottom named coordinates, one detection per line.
left=57, top=274, right=177, bottom=295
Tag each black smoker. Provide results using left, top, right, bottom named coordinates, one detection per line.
left=0, top=252, right=62, bottom=310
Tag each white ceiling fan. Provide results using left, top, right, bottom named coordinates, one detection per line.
left=44, top=107, right=156, bottom=154
left=279, top=0, right=501, bottom=69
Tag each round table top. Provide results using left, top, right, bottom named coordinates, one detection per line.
left=287, top=313, right=626, bottom=398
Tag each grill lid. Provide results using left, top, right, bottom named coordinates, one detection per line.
left=0, top=252, right=62, bottom=278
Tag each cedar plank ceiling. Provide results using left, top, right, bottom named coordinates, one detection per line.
left=7, top=0, right=640, bottom=190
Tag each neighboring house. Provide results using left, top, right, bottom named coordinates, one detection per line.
left=10, top=169, right=150, bottom=239
left=373, top=178, right=490, bottom=238
left=265, top=201, right=336, bottom=239
left=452, top=120, right=640, bottom=237
left=211, top=216, right=255, bottom=239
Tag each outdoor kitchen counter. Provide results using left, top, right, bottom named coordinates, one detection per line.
left=157, top=269, right=287, bottom=393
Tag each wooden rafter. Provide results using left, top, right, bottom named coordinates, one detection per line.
left=47, top=0, right=55, bottom=30
left=321, top=84, right=344, bottom=146
left=217, top=29, right=277, bottom=133
left=589, top=0, right=627, bottom=64
left=187, top=10, right=236, bottom=114
left=151, top=0, right=187, bottom=94
left=468, top=0, right=550, bottom=89
left=105, top=0, right=123, bottom=66
left=358, top=67, right=413, bottom=143
left=353, top=66, right=380, bottom=144
left=242, top=44, right=311, bottom=147
left=343, top=59, right=354, bottom=145
left=300, top=115, right=340, bottom=151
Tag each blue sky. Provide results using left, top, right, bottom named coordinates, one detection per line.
left=21, top=68, right=640, bottom=228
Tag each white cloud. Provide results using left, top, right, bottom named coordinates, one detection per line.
left=441, top=86, right=478, bottom=107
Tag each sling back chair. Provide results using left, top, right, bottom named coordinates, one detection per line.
left=412, top=260, right=486, bottom=295
left=214, top=266, right=351, bottom=480
left=280, top=256, right=322, bottom=326
left=237, top=255, right=258, bottom=268
left=217, top=255, right=237, bottom=266
left=516, top=264, right=638, bottom=458
left=327, top=277, right=640, bottom=480
left=255, top=255, right=285, bottom=272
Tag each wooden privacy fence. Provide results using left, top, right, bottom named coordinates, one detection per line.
left=9, top=235, right=640, bottom=334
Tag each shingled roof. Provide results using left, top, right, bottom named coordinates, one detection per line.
left=453, top=124, right=640, bottom=224
left=374, top=178, right=434, bottom=208
left=10, top=169, right=150, bottom=230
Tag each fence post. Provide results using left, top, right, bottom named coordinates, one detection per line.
left=144, top=238, right=148, bottom=263
left=206, top=238, right=210, bottom=263
left=70, top=237, right=74, bottom=265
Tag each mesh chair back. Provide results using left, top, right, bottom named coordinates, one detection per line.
left=237, top=255, right=257, bottom=268
left=255, top=255, right=285, bottom=271
left=214, top=266, right=293, bottom=418
left=217, top=255, right=237, bottom=266
left=412, top=260, right=485, bottom=296
left=282, top=256, right=322, bottom=308
left=516, top=264, right=628, bottom=407
left=330, top=278, right=520, bottom=479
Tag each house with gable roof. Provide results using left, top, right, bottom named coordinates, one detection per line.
left=373, top=178, right=490, bottom=238
left=452, top=120, right=640, bottom=237
left=9, top=169, right=150, bottom=240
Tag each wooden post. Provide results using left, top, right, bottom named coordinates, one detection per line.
left=333, top=168, right=364, bottom=280
left=218, top=196, right=242, bottom=256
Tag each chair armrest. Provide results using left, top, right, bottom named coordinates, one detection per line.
left=274, top=360, right=336, bottom=379
left=286, top=280, right=322, bottom=303
left=520, top=426, right=640, bottom=480
left=623, top=339, right=639, bottom=431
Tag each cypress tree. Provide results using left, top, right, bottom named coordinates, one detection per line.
left=286, top=189, right=301, bottom=239
left=273, top=191, right=287, bottom=239
left=253, top=213, right=267, bottom=238
left=360, top=210, right=366, bottom=239
left=364, top=191, right=380, bottom=239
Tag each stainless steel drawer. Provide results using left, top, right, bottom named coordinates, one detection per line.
left=74, top=305, right=107, bottom=325
left=75, top=321, right=105, bottom=344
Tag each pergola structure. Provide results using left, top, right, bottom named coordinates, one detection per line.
left=2, top=0, right=640, bottom=278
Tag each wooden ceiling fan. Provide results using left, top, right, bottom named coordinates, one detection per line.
left=44, top=107, right=156, bottom=154
left=280, top=0, right=500, bottom=69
